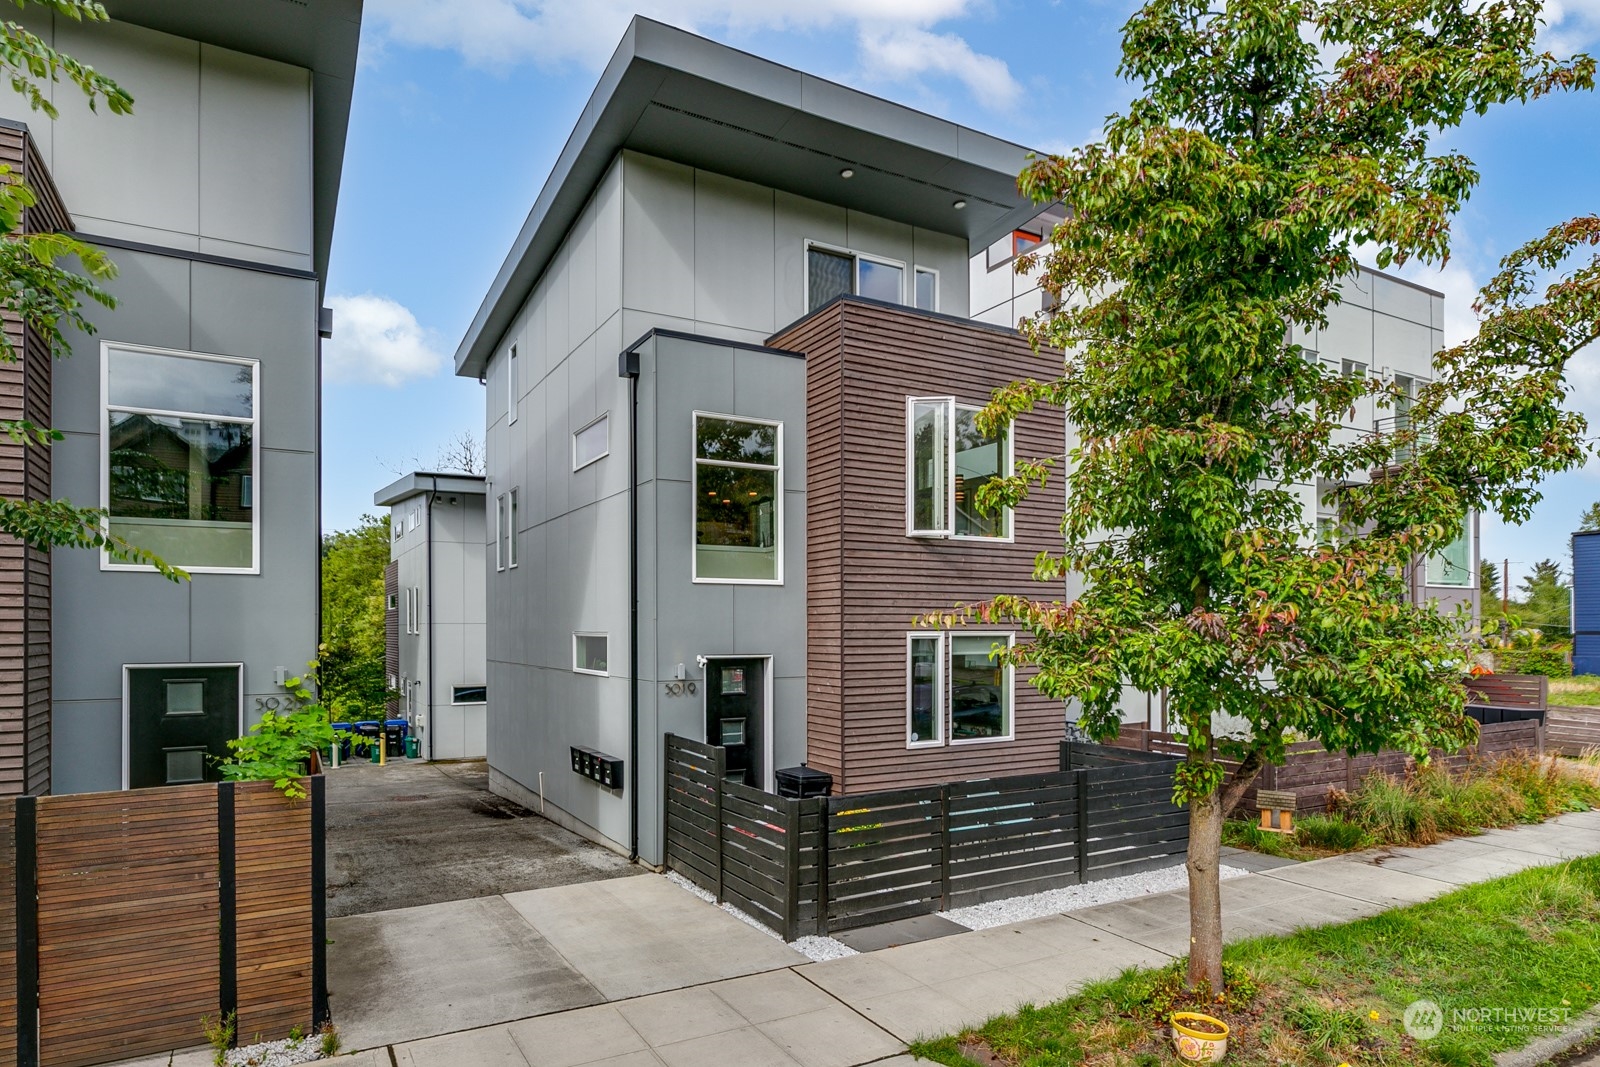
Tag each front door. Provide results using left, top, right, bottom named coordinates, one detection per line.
left=706, top=658, right=765, bottom=789
left=127, top=665, right=240, bottom=789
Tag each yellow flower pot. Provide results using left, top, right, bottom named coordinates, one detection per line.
left=1171, top=1012, right=1230, bottom=1063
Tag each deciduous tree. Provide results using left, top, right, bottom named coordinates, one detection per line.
left=949, top=0, right=1597, bottom=992
left=320, top=515, right=392, bottom=716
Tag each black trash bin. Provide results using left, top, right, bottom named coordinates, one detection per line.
left=775, top=765, right=833, bottom=799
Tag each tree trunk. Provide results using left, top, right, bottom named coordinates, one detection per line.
left=1186, top=786, right=1225, bottom=992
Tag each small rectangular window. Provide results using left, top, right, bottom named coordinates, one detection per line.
left=1341, top=359, right=1367, bottom=379
left=806, top=243, right=909, bottom=312
left=1426, top=514, right=1473, bottom=587
left=1012, top=230, right=1042, bottom=256
left=386, top=592, right=398, bottom=612
left=240, top=474, right=254, bottom=509
left=908, top=398, right=1011, bottom=539
left=573, top=633, right=609, bottom=676
left=693, top=413, right=782, bottom=584
left=507, top=343, right=519, bottom=425
left=452, top=685, right=487, bottom=704
left=573, top=414, right=609, bottom=470
left=907, top=634, right=943, bottom=747
left=914, top=268, right=938, bottom=312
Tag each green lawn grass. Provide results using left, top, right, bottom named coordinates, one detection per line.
left=1549, top=675, right=1600, bottom=708
left=909, top=857, right=1600, bottom=1067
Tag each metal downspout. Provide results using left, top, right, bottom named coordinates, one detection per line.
left=426, top=475, right=439, bottom=761
left=619, top=338, right=645, bottom=863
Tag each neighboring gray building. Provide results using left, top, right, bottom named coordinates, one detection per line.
left=0, top=1, right=360, bottom=793
left=455, top=18, right=1042, bottom=863
left=376, top=472, right=488, bottom=761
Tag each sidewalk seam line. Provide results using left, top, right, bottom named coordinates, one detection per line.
left=788, top=963, right=916, bottom=1051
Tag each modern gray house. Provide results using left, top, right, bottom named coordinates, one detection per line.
left=376, top=472, right=488, bottom=760
left=0, top=1, right=361, bottom=795
left=455, top=19, right=1062, bottom=864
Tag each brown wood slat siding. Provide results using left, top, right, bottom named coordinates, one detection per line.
left=773, top=301, right=1066, bottom=796
left=233, top=781, right=313, bottom=1041
left=385, top=561, right=400, bottom=718
left=0, top=125, right=67, bottom=797
left=0, top=802, right=16, bottom=1067
left=35, top=786, right=221, bottom=1067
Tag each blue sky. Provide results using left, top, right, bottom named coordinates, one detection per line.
left=322, top=0, right=1600, bottom=594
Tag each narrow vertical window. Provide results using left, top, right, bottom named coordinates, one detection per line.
left=508, top=488, right=519, bottom=568
left=953, top=407, right=1009, bottom=538
left=914, top=268, right=938, bottom=312
left=693, top=413, right=782, bottom=583
left=907, top=634, right=943, bottom=747
left=909, top=399, right=949, bottom=535
left=507, top=343, right=519, bottom=425
left=495, top=494, right=507, bottom=571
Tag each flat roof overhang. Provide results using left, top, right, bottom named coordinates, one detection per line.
left=454, top=16, right=1045, bottom=379
left=103, top=0, right=363, bottom=288
left=374, top=471, right=488, bottom=507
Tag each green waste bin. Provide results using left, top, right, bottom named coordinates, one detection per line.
left=405, top=736, right=420, bottom=759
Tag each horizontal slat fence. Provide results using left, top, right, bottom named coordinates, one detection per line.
left=1547, top=707, right=1600, bottom=757
left=663, top=735, right=1184, bottom=938
left=1110, top=718, right=1544, bottom=814
left=0, top=779, right=325, bottom=1067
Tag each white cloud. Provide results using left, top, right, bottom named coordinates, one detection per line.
left=324, top=294, right=447, bottom=388
left=1540, top=0, right=1600, bottom=56
left=364, top=0, right=1019, bottom=111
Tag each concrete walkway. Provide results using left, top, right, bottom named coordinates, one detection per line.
left=118, top=808, right=1600, bottom=1067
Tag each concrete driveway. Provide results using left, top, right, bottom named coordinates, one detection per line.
left=325, top=759, right=637, bottom=917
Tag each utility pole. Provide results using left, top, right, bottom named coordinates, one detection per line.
left=1502, top=558, right=1510, bottom=616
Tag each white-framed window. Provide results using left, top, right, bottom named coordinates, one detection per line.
left=805, top=241, right=906, bottom=312
left=401, top=587, right=410, bottom=633
left=1426, top=513, right=1473, bottom=587
left=573, top=413, right=610, bottom=470
left=495, top=493, right=507, bottom=571
left=913, top=267, right=939, bottom=312
left=573, top=633, right=609, bottom=676
left=393, top=512, right=403, bottom=540
left=907, top=633, right=944, bottom=747
left=102, top=342, right=259, bottom=573
left=907, top=397, right=1012, bottom=540
left=507, top=488, right=519, bottom=568
left=693, top=412, right=782, bottom=584
left=452, top=685, right=486, bottom=704
left=408, top=506, right=420, bottom=532
left=386, top=592, right=398, bottom=612
left=507, top=343, right=519, bottom=425
left=906, top=632, right=1015, bottom=747
left=407, top=587, right=421, bottom=635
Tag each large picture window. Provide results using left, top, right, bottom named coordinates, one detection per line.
left=905, top=632, right=1014, bottom=747
left=103, top=343, right=258, bottom=572
left=693, top=413, right=782, bottom=584
left=907, top=397, right=1011, bottom=539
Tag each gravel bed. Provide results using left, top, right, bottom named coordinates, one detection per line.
left=664, top=871, right=858, bottom=962
left=223, top=1035, right=324, bottom=1066
left=940, top=861, right=1253, bottom=930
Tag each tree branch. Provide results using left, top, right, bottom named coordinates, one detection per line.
left=1219, top=747, right=1268, bottom=818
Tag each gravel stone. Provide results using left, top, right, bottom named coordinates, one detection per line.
left=940, top=862, right=1253, bottom=930
left=224, top=1035, right=324, bottom=1067
left=665, top=871, right=858, bottom=962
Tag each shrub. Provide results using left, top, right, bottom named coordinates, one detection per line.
left=1497, top=645, right=1572, bottom=677
left=1343, top=773, right=1437, bottom=844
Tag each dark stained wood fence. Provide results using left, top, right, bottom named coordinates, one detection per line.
left=0, top=780, right=326, bottom=1067
left=1111, top=718, right=1545, bottom=814
left=1547, top=706, right=1600, bottom=757
left=1464, top=673, right=1548, bottom=719
left=665, top=734, right=1184, bottom=937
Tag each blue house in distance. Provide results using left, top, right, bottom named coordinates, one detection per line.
left=1573, top=530, right=1600, bottom=676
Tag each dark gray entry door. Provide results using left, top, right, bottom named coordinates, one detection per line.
left=127, top=665, right=240, bottom=788
left=706, top=658, right=764, bottom=789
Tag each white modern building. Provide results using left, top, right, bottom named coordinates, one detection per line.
left=376, top=472, right=488, bottom=760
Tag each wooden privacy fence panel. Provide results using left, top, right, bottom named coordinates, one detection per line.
left=1546, top=707, right=1600, bottom=757
left=35, top=785, right=219, bottom=1067
left=233, top=782, right=316, bottom=1043
left=662, top=736, right=1185, bottom=938
left=1111, top=719, right=1544, bottom=814
left=824, top=786, right=943, bottom=932
left=0, top=779, right=325, bottom=1067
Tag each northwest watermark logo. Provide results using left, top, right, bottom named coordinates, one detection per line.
left=1404, top=999, right=1572, bottom=1040
left=1404, top=999, right=1443, bottom=1039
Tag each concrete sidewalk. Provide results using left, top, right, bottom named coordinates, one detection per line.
left=119, top=808, right=1600, bottom=1067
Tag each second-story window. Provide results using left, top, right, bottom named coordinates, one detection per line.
left=807, top=243, right=905, bottom=312
left=507, top=343, right=519, bottom=424
left=693, top=413, right=782, bottom=584
left=907, top=397, right=1011, bottom=539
